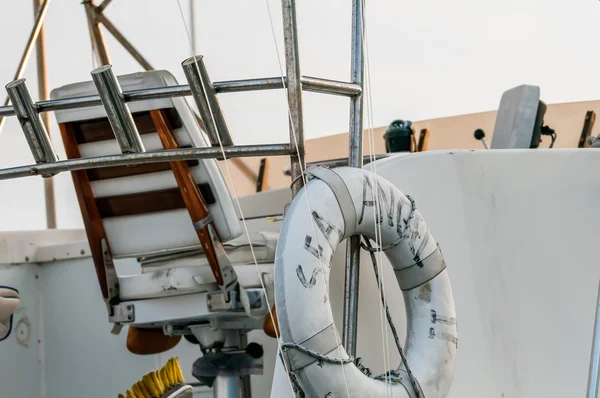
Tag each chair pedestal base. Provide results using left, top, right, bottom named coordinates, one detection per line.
left=190, top=327, right=262, bottom=398
left=213, top=374, right=241, bottom=398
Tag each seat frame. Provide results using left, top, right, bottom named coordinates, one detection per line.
left=59, top=107, right=239, bottom=327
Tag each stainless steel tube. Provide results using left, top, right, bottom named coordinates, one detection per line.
left=123, top=85, right=192, bottom=102
left=5, top=79, right=58, bottom=168
left=342, top=0, right=365, bottom=358
left=214, top=76, right=361, bottom=97
left=281, top=0, right=305, bottom=197
left=0, top=77, right=360, bottom=118
left=587, top=280, right=600, bottom=398
left=214, top=77, right=283, bottom=94
left=343, top=236, right=361, bottom=357
left=36, top=95, right=103, bottom=113
left=91, top=65, right=145, bottom=153
left=0, top=144, right=291, bottom=181
left=302, top=76, right=362, bottom=97
left=348, top=0, right=364, bottom=169
left=183, top=56, right=233, bottom=147
left=213, top=375, right=241, bottom=398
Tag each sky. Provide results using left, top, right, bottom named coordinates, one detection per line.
left=0, top=0, right=598, bottom=230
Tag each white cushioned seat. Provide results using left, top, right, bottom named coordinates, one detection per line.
left=50, top=70, right=243, bottom=258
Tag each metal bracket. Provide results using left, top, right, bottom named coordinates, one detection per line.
left=209, top=317, right=264, bottom=331
left=206, top=224, right=239, bottom=295
left=207, top=288, right=267, bottom=317
left=108, top=303, right=135, bottom=324
left=101, top=238, right=119, bottom=306
left=102, top=238, right=125, bottom=335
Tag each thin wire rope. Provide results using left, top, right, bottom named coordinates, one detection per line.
left=262, top=0, right=352, bottom=396
left=357, top=1, right=391, bottom=393
left=363, top=7, right=421, bottom=394
left=368, top=153, right=390, bottom=393
left=364, top=96, right=389, bottom=391
left=175, top=2, right=296, bottom=397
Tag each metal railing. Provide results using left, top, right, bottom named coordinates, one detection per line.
left=0, top=62, right=360, bottom=181
left=0, top=0, right=366, bottom=359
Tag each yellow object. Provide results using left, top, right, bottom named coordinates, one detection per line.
left=118, top=357, right=185, bottom=398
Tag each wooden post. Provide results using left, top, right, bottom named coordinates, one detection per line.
left=256, top=158, right=269, bottom=192
left=418, top=128, right=430, bottom=152
left=579, top=111, right=596, bottom=148
left=59, top=122, right=111, bottom=301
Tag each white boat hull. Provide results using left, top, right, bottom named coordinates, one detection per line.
left=1, top=149, right=599, bottom=397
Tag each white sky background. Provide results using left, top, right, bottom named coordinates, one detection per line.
left=0, top=0, right=598, bottom=230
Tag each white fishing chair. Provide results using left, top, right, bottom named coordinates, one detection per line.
left=50, top=70, right=276, bottom=337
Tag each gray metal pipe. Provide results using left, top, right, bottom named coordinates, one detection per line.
left=587, top=280, right=600, bottom=398
left=0, top=144, right=291, bottom=181
left=182, top=56, right=234, bottom=147
left=214, top=77, right=283, bottom=94
left=0, top=77, right=361, bottom=118
left=123, top=85, right=192, bottom=102
left=91, top=65, right=145, bottom=154
left=0, top=0, right=51, bottom=133
left=5, top=79, right=58, bottom=170
left=213, top=375, right=241, bottom=398
left=281, top=0, right=305, bottom=197
left=36, top=95, right=103, bottom=113
left=214, top=76, right=361, bottom=97
left=342, top=0, right=365, bottom=358
left=302, top=76, right=362, bottom=97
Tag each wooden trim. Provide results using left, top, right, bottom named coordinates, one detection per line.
left=70, top=108, right=182, bottom=144
left=579, top=111, right=596, bottom=148
left=95, top=183, right=215, bottom=218
left=256, top=158, right=269, bottom=192
left=418, top=128, right=430, bottom=152
left=231, top=158, right=258, bottom=183
left=59, top=122, right=110, bottom=300
left=150, top=109, right=225, bottom=286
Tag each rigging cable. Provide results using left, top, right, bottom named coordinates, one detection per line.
left=261, top=0, right=352, bottom=395
left=175, top=1, right=296, bottom=396
left=359, top=1, right=393, bottom=393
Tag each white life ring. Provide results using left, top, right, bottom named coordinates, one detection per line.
left=275, top=166, right=457, bottom=397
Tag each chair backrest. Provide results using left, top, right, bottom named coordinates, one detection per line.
left=491, top=84, right=544, bottom=149
left=50, top=70, right=242, bottom=267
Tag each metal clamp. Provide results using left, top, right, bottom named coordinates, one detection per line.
left=102, top=238, right=119, bottom=306
left=207, top=288, right=267, bottom=318
left=206, top=224, right=239, bottom=293
left=5, top=79, right=58, bottom=175
left=109, top=303, right=135, bottom=323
